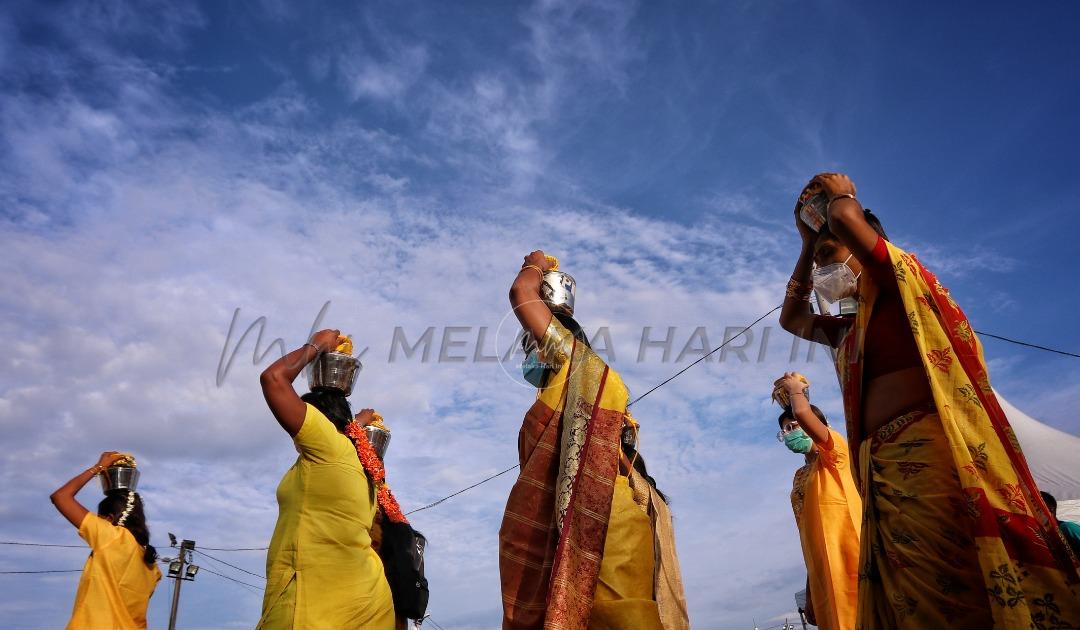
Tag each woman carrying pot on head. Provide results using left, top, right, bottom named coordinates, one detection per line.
left=50, top=451, right=161, bottom=630
left=498, top=251, right=689, bottom=630
left=779, top=173, right=1079, bottom=628
left=772, top=373, right=861, bottom=630
left=257, top=328, right=403, bottom=629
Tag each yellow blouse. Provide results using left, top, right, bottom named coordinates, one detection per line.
left=257, top=404, right=395, bottom=629
left=67, top=513, right=161, bottom=630
left=790, top=429, right=862, bottom=630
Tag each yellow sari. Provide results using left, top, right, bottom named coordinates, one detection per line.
left=837, top=241, right=1079, bottom=628
left=499, top=319, right=687, bottom=630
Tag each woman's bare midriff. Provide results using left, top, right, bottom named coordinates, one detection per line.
left=861, top=366, right=935, bottom=435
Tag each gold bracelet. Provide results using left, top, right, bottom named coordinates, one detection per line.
left=827, top=193, right=857, bottom=208
left=88, top=465, right=104, bottom=475
left=785, top=278, right=812, bottom=300
left=520, top=264, right=544, bottom=280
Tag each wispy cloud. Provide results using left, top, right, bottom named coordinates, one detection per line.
left=3, top=2, right=1078, bottom=629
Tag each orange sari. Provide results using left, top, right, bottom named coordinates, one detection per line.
left=837, top=241, right=1079, bottom=628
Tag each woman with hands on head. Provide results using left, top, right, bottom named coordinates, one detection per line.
left=780, top=173, right=1079, bottom=628
left=499, top=250, right=688, bottom=630
left=773, top=373, right=860, bottom=630
left=257, top=328, right=396, bottom=629
left=51, top=451, right=161, bottom=630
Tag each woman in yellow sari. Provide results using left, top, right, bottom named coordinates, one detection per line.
left=499, top=251, right=689, bottom=630
left=257, top=328, right=395, bottom=629
left=780, top=174, right=1078, bottom=628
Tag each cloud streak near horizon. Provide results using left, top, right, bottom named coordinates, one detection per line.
left=2, top=1, right=1080, bottom=628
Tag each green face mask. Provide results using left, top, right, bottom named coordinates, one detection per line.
left=783, top=428, right=813, bottom=454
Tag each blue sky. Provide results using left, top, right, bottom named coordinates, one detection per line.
left=2, top=1, right=1079, bottom=628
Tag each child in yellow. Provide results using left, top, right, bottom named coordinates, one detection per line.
left=51, top=451, right=162, bottom=630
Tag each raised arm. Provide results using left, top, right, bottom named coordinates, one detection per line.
left=813, top=172, right=879, bottom=262
left=509, top=250, right=554, bottom=343
left=779, top=192, right=830, bottom=340
left=778, top=214, right=819, bottom=341
left=260, top=328, right=340, bottom=437
left=781, top=372, right=831, bottom=446
left=51, top=451, right=124, bottom=528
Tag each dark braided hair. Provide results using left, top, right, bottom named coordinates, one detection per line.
left=98, top=491, right=157, bottom=565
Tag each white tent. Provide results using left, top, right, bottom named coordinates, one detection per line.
left=996, top=390, right=1080, bottom=523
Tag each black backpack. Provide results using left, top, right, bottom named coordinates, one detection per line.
left=378, top=519, right=429, bottom=620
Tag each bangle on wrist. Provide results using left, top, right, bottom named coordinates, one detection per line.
left=827, top=193, right=857, bottom=208
left=303, top=342, right=321, bottom=354
left=786, top=278, right=812, bottom=301
left=520, top=264, right=544, bottom=280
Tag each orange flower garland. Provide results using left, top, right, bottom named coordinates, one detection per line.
left=344, top=420, right=408, bottom=524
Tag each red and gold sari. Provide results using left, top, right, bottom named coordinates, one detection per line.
left=837, top=241, right=1079, bottom=628
left=498, top=319, right=687, bottom=630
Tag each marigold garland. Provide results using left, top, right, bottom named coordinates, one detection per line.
left=344, top=420, right=408, bottom=524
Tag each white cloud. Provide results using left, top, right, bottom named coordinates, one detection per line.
left=1, top=2, right=1075, bottom=629
left=339, top=44, right=429, bottom=102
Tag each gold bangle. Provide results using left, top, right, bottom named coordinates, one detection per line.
left=520, top=264, right=544, bottom=280
left=786, top=278, right=812, bottom=300
left=827, top=193, right=857, bottom=208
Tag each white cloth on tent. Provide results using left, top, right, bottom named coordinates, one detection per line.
left=995, top=389, right=1080, bottom=522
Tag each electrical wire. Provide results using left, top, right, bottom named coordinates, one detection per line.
left=975, top=330, right=1080, bottom=359
left=627, top=305, right=783, bottom=407
left=406, top=465, right=520, bottom=516
left=193, top=549, right=265, bottom=580
left=0, top=569, right=82, bottom=574
left=198, top=546, right=267, bottom=551
left=0, top=541, right=82, bottom=548
left=197, top=566, right=264, bottom=592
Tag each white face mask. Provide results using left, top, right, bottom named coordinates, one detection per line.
left=813, top=254, right=860, bottom=303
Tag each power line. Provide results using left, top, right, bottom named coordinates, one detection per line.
left=198, top=546, right=267, bottom=551
left=0, top=541, right=82, bottom=548
left=197, top=566, right=264, bottom=592
left=628, top=305, right=783, bottom=407
left=976, top=330, right=1080, bottom=359
left=193, top=549, right=265, bottom=580
left=425, top=616, right=447, bottom=630
left=0, top=569, right=82, bottom=574
left=406, top=465, right=520, bottom=516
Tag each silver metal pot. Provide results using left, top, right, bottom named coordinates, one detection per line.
left=364, top=425, right=391, bottom=460
left=541, top=270, right=576, bottom=316
left=309, top=351, right=362, bottom=396
left=100, top=466, right=140, bottom=494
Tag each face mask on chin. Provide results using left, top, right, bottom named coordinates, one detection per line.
left=783, top=428, right=814, bottom=454
left=813, top=254, right=861, bottom=304
left=521, top=349, right=547, bottom=388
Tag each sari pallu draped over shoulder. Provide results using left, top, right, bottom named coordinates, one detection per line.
left=500, top=318, right=663, bottom=630
left=837, top=240, right=1079, bottom=627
